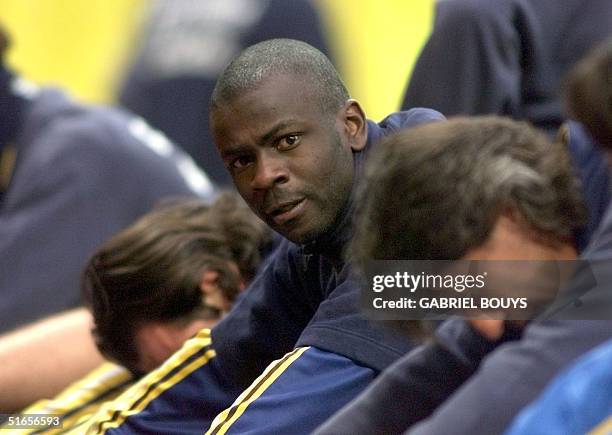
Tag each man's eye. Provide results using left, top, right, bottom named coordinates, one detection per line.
left=229, top=156, right=254, bottom=170
left=277, top=134, right=302, bottom=151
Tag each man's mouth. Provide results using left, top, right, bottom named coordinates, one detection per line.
left=267, top=198, right=306, bottom=225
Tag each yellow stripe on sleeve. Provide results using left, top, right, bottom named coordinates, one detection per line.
left=0, top=363, right=133, bottom=435
left=589, top=416, right=612, bottom=435
left=79, top=328, right=214, bottom=435
left=206, top=346, right=310, bottom=435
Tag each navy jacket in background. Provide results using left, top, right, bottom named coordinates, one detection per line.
left=0, top=82, right=214, bottom=332
left=402, top=0, right=612, bottom=132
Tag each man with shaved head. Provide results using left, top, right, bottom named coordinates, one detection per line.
left=80, top=39, right=445, bottom=434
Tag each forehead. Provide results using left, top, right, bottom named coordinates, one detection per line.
left=211, top=73, right=325, bottom=142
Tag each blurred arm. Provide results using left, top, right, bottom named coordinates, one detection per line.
left=0, top=308, right=104, bottom=412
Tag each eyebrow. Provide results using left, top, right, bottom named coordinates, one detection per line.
left=220, top=119, right=300, bottom=159
left=220, top=144, right=252, bottom=160
left=259, top=119, right=300, bottom=145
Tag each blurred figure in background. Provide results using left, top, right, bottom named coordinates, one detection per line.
left=0, top=24, right=214, bottom=333
left=118, top=0, right=331, bottom=186
left=401, top=0, right=612, bottom=133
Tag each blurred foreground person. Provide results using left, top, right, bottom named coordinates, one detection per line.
left=316, top=115, right=603, bottom=434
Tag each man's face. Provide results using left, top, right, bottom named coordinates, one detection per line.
left=211, top=73, right=364, bottom=245
left=133, top=318, right=214, bottom=374
left=461, top=214, right=577, bottom=329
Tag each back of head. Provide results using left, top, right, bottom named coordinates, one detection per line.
left=210, top=38, right=348, bottom=115
left=351, top=116, right=586, bottom=267
left=82, top=192, right=271, bottom=372
left=564, top=36, right=612, bottom=149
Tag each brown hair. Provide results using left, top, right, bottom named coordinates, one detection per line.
left=350, top=117, right=586, bottom=338
left=352, top=116, right=585, bottom=264
left=82, top=192, right=271, bottom=373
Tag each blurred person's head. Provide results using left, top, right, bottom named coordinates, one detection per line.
left=351, top=116, right=586, bottom=338
left=82, top=193, right=272, bottom=375
left=564, top=36, right=612, bottom=151
left=210, top=39, right=367, bottom=245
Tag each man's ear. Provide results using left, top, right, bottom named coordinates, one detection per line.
left=198, top=270, right=220, bottom=296
left=341, top=99, right=368, bottom=152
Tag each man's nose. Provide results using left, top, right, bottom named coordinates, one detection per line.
left=251, top=152, right=289, bottom=191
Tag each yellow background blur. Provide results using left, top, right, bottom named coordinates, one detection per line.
left=0, top=0, right=433, bottom=121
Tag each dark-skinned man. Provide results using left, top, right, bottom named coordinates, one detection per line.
left=65, top=39, right=610, bottom=435
left=80, top=39, right=444, bottom=435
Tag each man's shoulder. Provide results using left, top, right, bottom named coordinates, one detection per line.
left=379, top=108, right=446, bottom=131
left=23, top=88, right=136, bottom=154
left=366, top=109, right=445, bottom=147
left=21, top=89, right=214, bottom=197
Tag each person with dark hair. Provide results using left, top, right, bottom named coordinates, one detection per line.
left=84, top=192, right=271, bottom=375
left=352, top=117, right=584, bottom=262
left=79, top=38, right=446, bottom=434
left=0, top=193, right=272, bottom=433
left=503, top=36, right=612, bottom=435
left=0, top=24, right=215, bottom=334
left=401, top=0, right=612, bottom=134
left=315, top=116, right=600, bottom=434
left=118, top=0, right=331, bottom=187
left=319, top=41, right=612, bottom=434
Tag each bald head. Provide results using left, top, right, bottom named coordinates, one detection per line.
left=210, top=39, right=349, bottom=116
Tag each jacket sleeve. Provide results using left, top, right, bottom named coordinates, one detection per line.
left=78, top=241, right=321, bottom=434
left=77, top=330, right=241, bottom=435
left=505, top=339, right=612, bottom=435
left=0, top=363, right=132, bottom=434
left=314, top=318, right=519, bottom=435
left=206, top=347, right=376, bottom=435
left=406, top=319, right=612, bottom=435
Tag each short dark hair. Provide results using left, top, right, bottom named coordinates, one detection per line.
left=351, top=116, right=587, bottom=266
left=82, top=192, right=271, bottom=373
left=564, top=36, right=612, bottom=149
left=210, top=38, right=349, bottom=115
